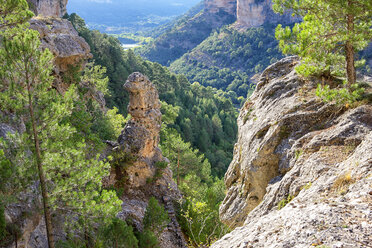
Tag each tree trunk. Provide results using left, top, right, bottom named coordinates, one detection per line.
left=26, top=81, right=55, bottom=248
left=345, top=0, right=356, bottom=90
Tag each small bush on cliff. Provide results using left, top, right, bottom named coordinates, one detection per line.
left=143, top=197, right=169, bottom=232
left=277, top=194, right=294, bottom=210
left=136, top=197, right=169, bottom=248
left=0, top=204, right=6, bottom=241
left=101, top=217, right=138, bottom=248
left=316, top=83, right=365, bottom=105
left=137, top=229, right=159, bottom=248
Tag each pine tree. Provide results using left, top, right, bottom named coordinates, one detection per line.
left=143, top=197, right=169, bottom=233
left=0, top=2, right=122, bottom=247
left=273, top=0, right=372, bottom=88
left=0, top=0, right=33, bottom=31
left=102, top=218, right=138, bottom=248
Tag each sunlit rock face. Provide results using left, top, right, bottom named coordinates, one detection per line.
left=27, top=0, right=68, bottom=18
left=29, top=18, right=92, bottom=75
left=237, top=0, right=267, bottom=27
left=117, top=72, right=163, bottom=187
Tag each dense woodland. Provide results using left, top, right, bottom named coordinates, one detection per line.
left=136, top=8, right=236, bottom=66
left=170, top=25, right=283, bottom=104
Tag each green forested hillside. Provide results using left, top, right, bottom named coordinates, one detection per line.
left=170, top=25, right=284, bottom=103
left=136, top=8, right=236, bottom=66
left=142, top=1, right=205, bottom=39
left=67, top=13, right=238, bottom=177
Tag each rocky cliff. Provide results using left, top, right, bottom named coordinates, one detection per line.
left=108, top=72, right=187, bottom=248
left=213, top=57, right=372, bottom=247
left=27, top=0, right=92, bottom=91
left=29, top=18, right=92, bottom=80
left=27, top=0, right=68, bottom=18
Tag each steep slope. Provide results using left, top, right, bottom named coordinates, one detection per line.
left=169, top=0, right=298, bottom=103
left=236, top=0, right=295, bottom=29
left=212, top=57, right=372, bottom=247
left=137, top=0, right=236, bottom=66
left=169, top=25, right=283, bottom=103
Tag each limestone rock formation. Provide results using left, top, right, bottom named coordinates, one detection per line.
left=27, top=0, right=91, bottom=82
left=27, top=0, right=68, bottom=18
left=116, top=72, right=163, bottom=187
left=213, top=57, right=372, bottom=247
left=112, top=73, right=187, bottom=248
left=29, top=17, right=92, bottom=77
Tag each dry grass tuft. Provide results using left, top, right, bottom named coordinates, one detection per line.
left=332, top=172, right=355, bottom=194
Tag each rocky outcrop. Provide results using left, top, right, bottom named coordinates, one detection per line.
left=26, top=0, right=91, bottom=87
left=27, top=0, right=68, bottom=18
left=213, top=57, right=372, bottom=247
left=29, top=17, right=92, bottom=80
left=205, top=0, right=237, bottom=16
left=116, top=72, right=163, bottom=187
left=111, top=73, right=187, bottom=248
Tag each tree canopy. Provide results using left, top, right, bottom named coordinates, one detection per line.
left=273, top=0, right=372, bottom=89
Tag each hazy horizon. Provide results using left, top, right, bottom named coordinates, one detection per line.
left=67, top=0, right=201, bottom=33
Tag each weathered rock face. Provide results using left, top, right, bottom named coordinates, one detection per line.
left=117, top=72, right=163, bottom=187
left=236, top=0, right=267, bottom=27
left=236, top=0, right=297, bottom=28
left=27, top=0, right=91, bottom=84
left=29, top=17, right=92, bottom=78
left=213, top=57, right=372, bottom=247
left=205, top=0, right=237, bottom=16
left=112, top=73, right=187, bottom=248
left=27, top=0, right=68, bottom=18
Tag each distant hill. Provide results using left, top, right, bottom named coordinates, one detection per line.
left=136, top=0, right=298, bottom=104
left=169, top=24, right=283, bottom=104
left=67, top=0, right=201, bottom=33
left=136, top=1, right=236, bottom=66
